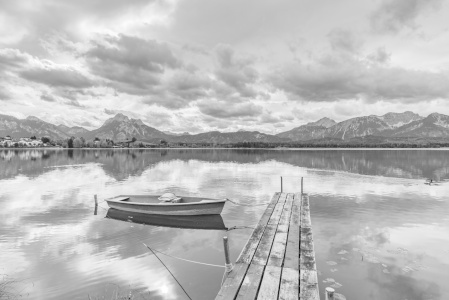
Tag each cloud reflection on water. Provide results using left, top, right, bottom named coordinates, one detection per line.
left=0, top=149, right=449, bottom=299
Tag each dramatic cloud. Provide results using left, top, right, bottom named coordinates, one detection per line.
left=214, top=44, right=260, bottom=98
left=1, top=0, right=449, bottom=132
left=21, top=67, right=94, bottom=88
left=269, top=30, right=449, bottom=103
left=370, top=0, right=442, bottom=34
left=85, top=34, right=181, bottom=95
left=0, top=48, right=31, bottom=69
left=270, top=55, right=449, bottom=103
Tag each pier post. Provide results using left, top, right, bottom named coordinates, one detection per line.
left=325, top=287, right=335, bottom=300
left=301, top=177, right=304, bottom=195
left=94, top=195, right=98, bottom=215
left=280, top=176, right=283, bottom=193
left=223, top=236, right=233, bottom=272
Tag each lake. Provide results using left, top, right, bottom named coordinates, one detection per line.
left=1, top=149, right=448, bottom=299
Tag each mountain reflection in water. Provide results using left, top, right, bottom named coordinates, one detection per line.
left=0, top=149, right=448, bottom=300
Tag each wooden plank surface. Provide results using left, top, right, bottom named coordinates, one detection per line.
left=299, top=269, right=319, bottom=300
left=256, top=265, right=282, bottom=300
left=267, top=225, right=288, bottom=267
left=279, top=267, right=299, bottom=300
left=252, top=224, right=278, bottom=266
left=216, top=192, right=320, bottom=300
left=216, top=263, right=250, bottom=300
left=236, top=264, right=265, bottom=300
left=299, top=193, right=319, bottom=300
left=279, top=194, right=294, bottom=225
left=237, top=193, right=281, bottom=264
left=283, top=193, right=301, bottom=270
left=268, top=193, right=287, bottom=225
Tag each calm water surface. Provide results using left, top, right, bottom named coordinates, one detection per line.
left=1, top=149, right=448, bottom=299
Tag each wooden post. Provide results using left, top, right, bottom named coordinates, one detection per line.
left=325, top=287, right=335, bottom=300
left=280, top=176, right=283, bottom=193
left=301, top=177, right=304, bottom=195
left=223, top=236, right=232, bottom=272
left=94, top=195, right=98, bottom=215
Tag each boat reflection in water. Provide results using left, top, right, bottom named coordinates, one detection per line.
left=106, top=208, right=228, bottom=230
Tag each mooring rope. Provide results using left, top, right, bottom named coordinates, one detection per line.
left=226, top=198, right=269, bottom=206
left=227, top=225, right=255, bottom=231
left=143, top=243, right=193, bottom=300
left=143, top=243, right=225, bottom=268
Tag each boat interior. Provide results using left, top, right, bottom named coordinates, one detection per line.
left=112, top=195, right=220, bottom=204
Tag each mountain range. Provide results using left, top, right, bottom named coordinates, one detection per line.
left=1, top=111, right=449, bottom=144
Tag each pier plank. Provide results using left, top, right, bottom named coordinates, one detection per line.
left=268, top=193, right=287, bottom=225
left=299, top=269, right=319, bottom=300
left=252, top=224, right=278, bottom=266
left=215, top=192, right=320, bottom=300
left=256, top=265, right=282, bottom=300
left=235, top=264, right=265, bottom=300
left=216, top=263, right=250, bottom=300
left=279, top=267, right=299, bottom=300
left=279, top=193, right=294, bottom=225
left=237, top=193, right=280, bottom=264
left=267, top=225, right=288, bottom=267
left=284, top=193, right=301, bottom=270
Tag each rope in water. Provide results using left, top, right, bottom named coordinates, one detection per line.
left=143, top=243, right=193, bottom=300
left=143, top=243, right=225, bottom=268
left=226, top=198, right=269, bottom=206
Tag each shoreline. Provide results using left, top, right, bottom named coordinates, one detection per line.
left=2, top=147, right=449, bottom=151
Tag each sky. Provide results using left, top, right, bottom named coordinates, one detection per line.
left=1, top=0, right=449, bottom=134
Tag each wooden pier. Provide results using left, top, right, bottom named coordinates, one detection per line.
left=216, top=192, right=319, bottom=300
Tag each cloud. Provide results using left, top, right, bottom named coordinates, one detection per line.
left=328, top=29, right=363, bottom=54
left=0, top=48, right=31, bottom=69
left=40, top=92, right=57, bottom=102
left=197, top=99, right=263, bottom=119
left=370, top=0, right=442, bottom=34
left=0, top=86, right=11, bottom=100
left=85, top=34, right=181, bottom=95
left=214, top=44, right=260, bottom=98
left=0, top=1, right=165, bottom=48
left=269, top=38, right=449, bottom=103
left=366, top=47, right=391, bottom=64
left=21, top=66, right=95, bottom=88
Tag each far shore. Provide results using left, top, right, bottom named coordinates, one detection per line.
left=2, top=147, right=449, bottom=151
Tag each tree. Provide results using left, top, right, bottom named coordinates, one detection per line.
left=67, top=138, right=74, bottom=148
left=41, top=137, right=50, bottom=144
left=94, top=137, right=100, bottom=141
left=73, top=137, right=83, bottom=148
left=30, top=136, right=36, bottom=140
left=100, top=140, right=109, bottom=148
left=131, top=137, right=137, bottom=143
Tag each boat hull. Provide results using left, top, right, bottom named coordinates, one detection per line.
left=106, top=208, right=227, bottom=230
left=106, top=195, right=226, bottom=216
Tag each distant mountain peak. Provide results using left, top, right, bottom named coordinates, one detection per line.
left=428, top=112, right=443, bottom=118
left=133, top=119, right=145, bottom=126
left=26, top=116, right=43, bottom=122
left=306, top=117, right=336, bottom=128
left=104, top=113, right=130, bottom=125
left=380, top=111, right=423, bottom=128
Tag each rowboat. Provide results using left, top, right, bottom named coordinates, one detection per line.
left=106, top=208, right=227, bottom=230
left=105, top=194, right=226, bottom=216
